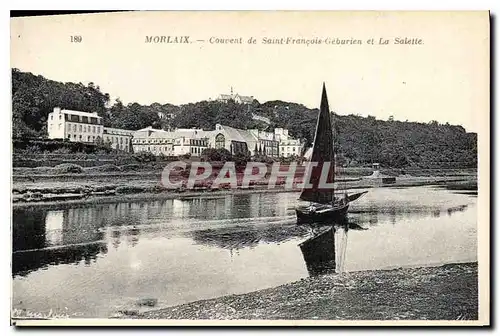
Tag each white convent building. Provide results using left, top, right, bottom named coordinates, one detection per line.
left=131, top=124, right=304, bottom=158
left=216, top=87, right=254, bottom=105
left=47, top=107, right=304, bottom=157
left=47, top=107, right=133, bottom=152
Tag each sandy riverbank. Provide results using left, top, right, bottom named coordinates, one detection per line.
left=133, top=262, right=478, bottom=321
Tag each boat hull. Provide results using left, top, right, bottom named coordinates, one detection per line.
left=296, top=203, right=349, bottom=225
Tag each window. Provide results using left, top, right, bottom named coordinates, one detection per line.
left=51, top=115, right=53, bottom=120
left=79, top=125, right=82, bottom=132
left=215, top=133, right=225, bottom=149
left=58, top=123, right=62, bottom=130
left=73, top=124, right=76, bottom=132
left=92, top=136, right=95, bottom=141
left=87, top=136, right=90, bottom=142
left=59, top=115, right=62, bottom=120
left=120, top=137, right=123, bottom=144
left=93, top=126, right=96, bottom=133
left=67, top=134, right=71, bottom=139
left=79, top=135, right=82, bottom=140
left=74, top=134, right=77, bottom=139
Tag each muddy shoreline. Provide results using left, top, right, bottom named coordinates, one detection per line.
left=133, top=262, right=478, bottom=321
left=12, top=175, right=476, bottom=209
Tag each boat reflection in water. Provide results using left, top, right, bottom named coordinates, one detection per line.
left=299, top=218, right=364, bottom=277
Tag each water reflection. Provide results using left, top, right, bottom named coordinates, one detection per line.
left=349, top=202, right=471, bottom=225
left=297, top=219, right=354, bottom=277
left=178, top=193, right=285, bottom=220
left=12, top=187, right=477, bottom=318
left=12, top=193, right=290, bottom=277
left=12, top=207, right=108, bottom=277
left=190, top=223, right=309, bottom=250
left=13, top=243, right=108, bottom=277
left=299, top=226, right=338, bottom=277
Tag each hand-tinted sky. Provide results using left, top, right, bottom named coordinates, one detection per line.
left=11, top=11, right=489, bottom=132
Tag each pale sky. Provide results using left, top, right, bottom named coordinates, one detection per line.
left=10, top=11, right=489, bottom=132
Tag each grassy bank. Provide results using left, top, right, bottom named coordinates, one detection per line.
left=135, top=262, right=478, bottom=321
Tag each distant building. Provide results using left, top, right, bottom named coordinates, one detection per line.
left=157, top=111, right=175, bottom=120
left=132, top=127, right=176, bottom=156
left=251, top=113, right=271, bottom=125
left=275, top=128, right=304, bottom=157
left=102, top=127, right=134, bottom=152
left=47, top=108, right=303, bottom=158
left=172, top=128, right=209, bottom=157
left=207, top=124, right=304, bottom=158
left=217, top=87, right=254, bottom=105
left=47, top=107, right=104, bottom=143
left=131, top=127, right=209, bottom=157
left=206, top=124, right=255, bottom=156
left=249, top=128, right=280, bottom=157
left=130, top=123, right=304, bottom=158
left=47, top=107, right=133, bottom=152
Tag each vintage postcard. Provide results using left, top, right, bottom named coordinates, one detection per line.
left=10, top=11, right=489, bottom=326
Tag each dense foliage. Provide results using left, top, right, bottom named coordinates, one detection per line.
left=12, top=69, right=477, bottom=168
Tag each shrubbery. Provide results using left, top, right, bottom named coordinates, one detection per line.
left=201, top=148, right=232, bottom=162
left=85, top=164, right=122, bottom=173
left=53, top=163, right=84, bottom=174
left=132, top=151, right=156, bottom=163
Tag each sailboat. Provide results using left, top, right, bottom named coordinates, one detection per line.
left=296, top=83, right=367, bottom=224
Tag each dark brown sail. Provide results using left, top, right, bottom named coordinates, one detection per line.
left=299, top=83, right=335, bottom=204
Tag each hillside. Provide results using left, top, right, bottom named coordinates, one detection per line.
left=12, top=69, right=477, bottom=168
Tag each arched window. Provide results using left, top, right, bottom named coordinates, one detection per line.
left=215, top=133, right=225, bottom=149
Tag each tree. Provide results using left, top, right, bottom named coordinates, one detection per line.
left=11, top=68, right=477, bottom=169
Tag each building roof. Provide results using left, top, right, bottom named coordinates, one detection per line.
left=218, top=93, right=254, bottom=103
left=214, top=125, right=257, bottom=144
left=236, top=94, right=254, bottom=103
left=133, top=127, right=208, bottom=139
left=104, top=127, right=134, bottom=135
left=60, top=109, right=100, bottom=118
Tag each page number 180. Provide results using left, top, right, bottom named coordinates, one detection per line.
left=71, top=36, right=83, bottom=43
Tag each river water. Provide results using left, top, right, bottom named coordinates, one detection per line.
left=12, top=186, right=477, bottom=318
